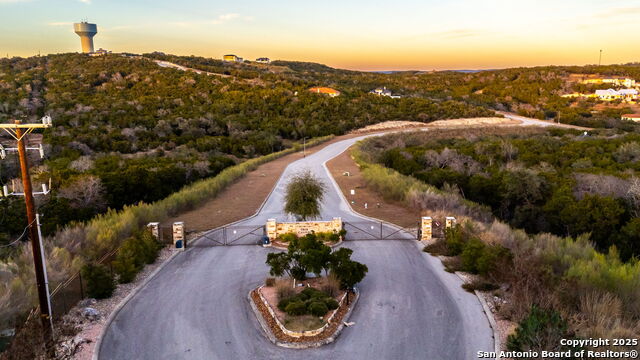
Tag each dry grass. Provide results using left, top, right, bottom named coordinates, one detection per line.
left=283, top=315, right=325, bottom=332
left=320, top=273, right=340, bottom=298
left=423, top=239, right=449, bottom=256
left=275, top=278, right=295, bottom=301
left=441, top=257, right=463, bottom=273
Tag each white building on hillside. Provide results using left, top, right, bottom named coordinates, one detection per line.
left=370, top=86, right=401, bottom=98
left=595, top=88, right=638, bottom=101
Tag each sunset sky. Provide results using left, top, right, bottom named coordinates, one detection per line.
left=1, top=0, right=639, bottom=71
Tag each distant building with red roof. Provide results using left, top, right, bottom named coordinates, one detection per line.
left=622, top=114, right=640, bottom=122
left=308, top=87, right=341, bottom=97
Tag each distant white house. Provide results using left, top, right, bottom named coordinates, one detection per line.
left=370, top=86, right=401, bottom=98
left=89, top=48, right=111, bottom=57
left=595, top=88, right=638, bottom=101
left=256, top=57, right=271, bottom=64
left=618, top=89, right=639, bottom=99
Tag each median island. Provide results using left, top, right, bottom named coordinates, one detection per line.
left=250, top=231, right=367, bottom=348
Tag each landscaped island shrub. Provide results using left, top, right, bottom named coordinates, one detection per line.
left=278, top=288, right=339, bottom=317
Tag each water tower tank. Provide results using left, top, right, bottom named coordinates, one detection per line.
left=73, top=22, right=98, bottom=53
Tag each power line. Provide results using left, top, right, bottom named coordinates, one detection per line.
left=0, top=218, right=36, bottom=248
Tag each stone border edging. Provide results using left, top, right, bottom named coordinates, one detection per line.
left=92, top=249, right=182, bottom=360
left=248, top=288, right=360, bottom=349
left=255, top=285, right=347, bottom=338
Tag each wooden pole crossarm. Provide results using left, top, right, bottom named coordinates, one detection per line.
left=1, top=127, right=37, bottom=141
left=0, top=123, right=52, bottom=129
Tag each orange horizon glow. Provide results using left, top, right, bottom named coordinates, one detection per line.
left=0, top=0, right=638, bottom=71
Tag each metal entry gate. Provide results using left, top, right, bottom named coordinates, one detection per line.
left=201, top=224, right=266, bottom=246
left=343, top=221, right=418, bottom=241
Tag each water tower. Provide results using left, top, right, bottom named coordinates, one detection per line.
left=74, top=22, right=98, bottom=53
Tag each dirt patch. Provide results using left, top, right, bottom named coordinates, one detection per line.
left=350, top=117, right=518, bottom=134
left=327, top=150, right=420, bottom=228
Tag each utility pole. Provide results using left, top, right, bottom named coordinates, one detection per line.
left=303, top=137, right=307, bottom=158
left=0, top=116, right=53, bottom=342
left=599, top=49, right=602, bottom=66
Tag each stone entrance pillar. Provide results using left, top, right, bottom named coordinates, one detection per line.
left=147, top=222, right=159, bottom=239
left=173, top=221, right=185, bottom=249
left=445, top=217, right=457, bottom=229
left=421, top=217, right=432, bottom=241
left=266, top=218, right=277, bottom=240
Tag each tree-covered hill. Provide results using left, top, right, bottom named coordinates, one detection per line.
left=361, top=128, right=640, bottom=260
left=0, top=53, right=494, bottom=250
left=140, top=53, right=640, bottom=128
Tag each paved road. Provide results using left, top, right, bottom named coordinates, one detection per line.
left=497, top=111, right=590, bottom=130
left=99, top=134, right=494, bottom=360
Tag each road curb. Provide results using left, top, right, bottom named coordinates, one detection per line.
left=452, top=272, right=501, bottom=357
left=248, top=288, right=359, bottom=349
left=92, top=249, right=181, bottom=360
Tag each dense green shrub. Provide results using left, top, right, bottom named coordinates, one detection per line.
left=280, top=233, right=297, bottom=243
left=460, top=238, right=486, bottom=273
left=112, top=249, right=138, bottom=284
left=308, top=301, right=329, bottom=317
left=325, top=298, right=339, bottom=310
left=284, top=301, right=307, bottom=316
left=277, top=287, right=338, bottom=317
left=507, top=305, right=572, bottom=353
left=444, top=225, right=466, bottom=256
left=460, top=237, right=510, bottom=275
left=81, top=264, right=115, bottom=299
left=112, top=230, right=161, bottom=283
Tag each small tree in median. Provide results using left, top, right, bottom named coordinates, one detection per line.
left=330, top=248, right=368, bottom=290
left=284, top=170, right=326, bottom=221
left=265, top=232, right=368, bottom=295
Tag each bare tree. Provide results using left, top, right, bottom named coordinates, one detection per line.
left=614, top=142, right=640, bottom=163
left=58, top=175, right=107, bottom=210
left=626, top=177, right=640, bottom=217
left=574, top=173, right=630, bottom=200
